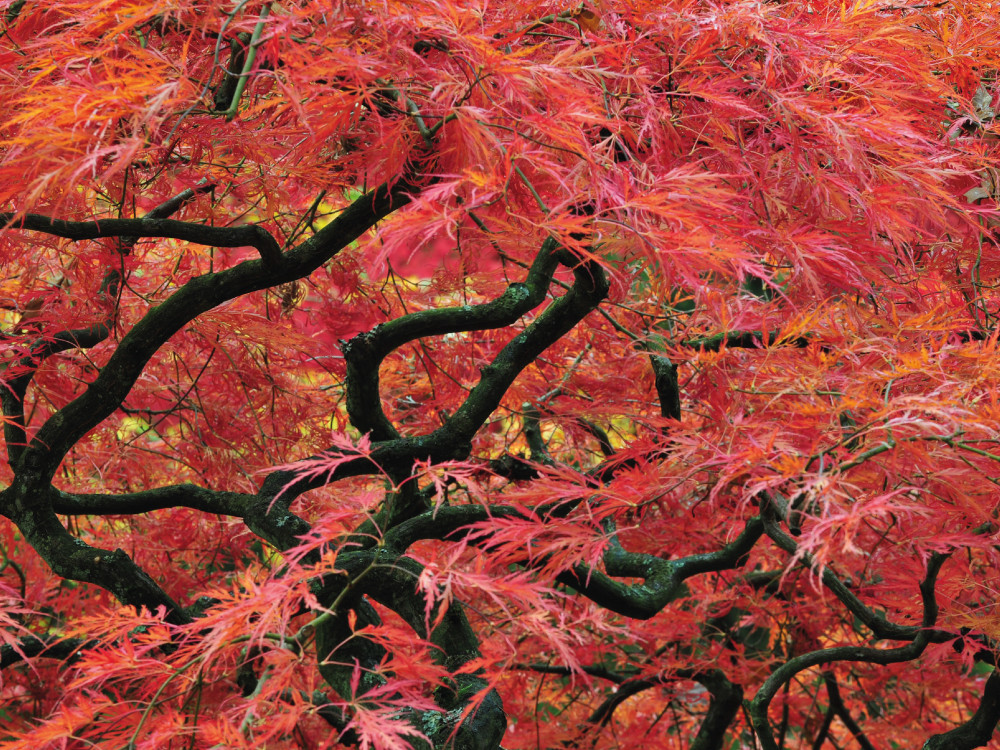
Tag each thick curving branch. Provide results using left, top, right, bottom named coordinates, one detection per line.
left=0, top=185, right=214, bottom=465
left=1, top=214, right=282, bottom=265
left=0, top=176, right=420, bottom=627
left=267, top=250, right=609, bottom=503
left=343, top=237, right=562, bottom=441
left=557, top=515, right=765, bottom=619
left=382, top=503, right=764, bottom=621
left=11, top=174, right=419, bottom=493
left=437, top=253, right=609, bottom=447
left=0, top=494, right=192, bottom=624
left=50, top=484, right=253, bottom=517
left=47, top=484, right=312, bottom=563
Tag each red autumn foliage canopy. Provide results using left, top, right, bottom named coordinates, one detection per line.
left=1, top=1, right=1000, bottom=748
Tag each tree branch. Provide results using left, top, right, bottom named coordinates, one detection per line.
left=0, top=635, right=91, bottom=669
left=0, top=176, right=420, bottom=626
left=343, top=237, right=562, bottom=441
left=690, top=671, right=743, bottom=750
left=922, top=670, right=1000, bottom=750
left=557, top=516, right=765, bottom=619
left=50, top=484, right=252, bottom=516
left=0, top=495, right=192, bottom=624
left=747, top=552, right=948, bottom=750
left=679, top=330, right=812, bottom=351
left=821, top=672, right=875, bottom=750
left=650, top=354, right=681, bottom=421
left=316, top=548, right=507, bottom=749
left=1, top=214, right=282, bottom=265
left=764, top=517, right=954, bottom=643
left=11, top=175, right=419, bottom=493
left=267, top=249, right=609, bottom=503
left=1, top=183, right=212, bottom=464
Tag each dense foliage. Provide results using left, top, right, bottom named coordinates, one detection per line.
left=1, top=1, right=1000, bottom=747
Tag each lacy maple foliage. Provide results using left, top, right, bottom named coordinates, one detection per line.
left=0, top=1, right=999, bottom=748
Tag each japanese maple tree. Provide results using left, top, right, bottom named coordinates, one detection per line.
left=1, top=0, right=1000, bottom=748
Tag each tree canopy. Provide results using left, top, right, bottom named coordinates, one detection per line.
left=1, top=1, right=999, bottom=748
